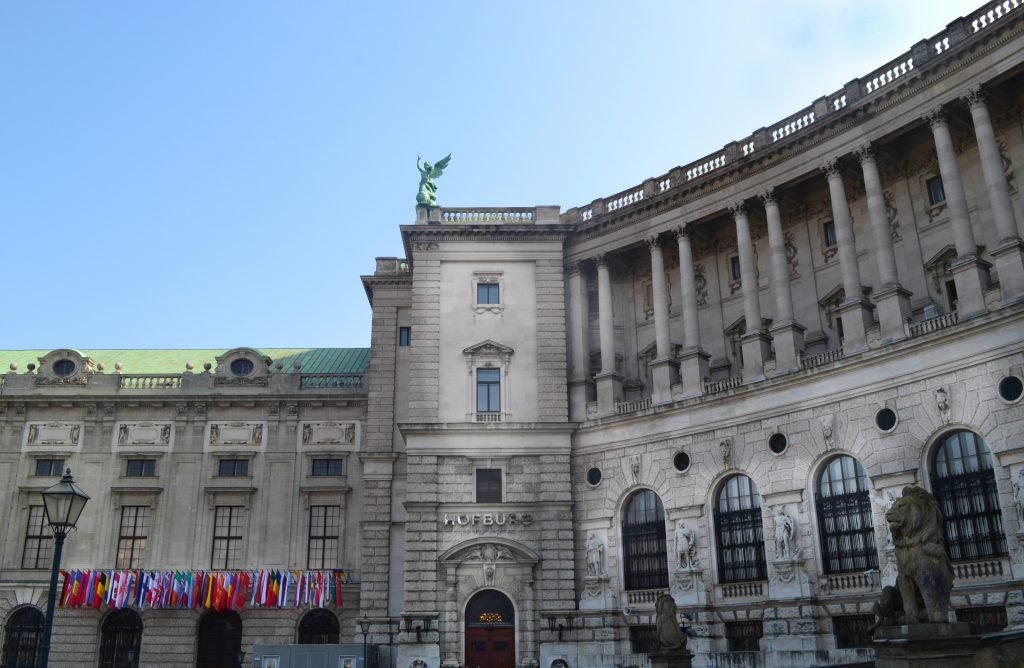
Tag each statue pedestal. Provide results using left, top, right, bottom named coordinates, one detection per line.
left=579, top=575, right=613, bottom=610
left=670, top=567, right=707, bottom=606
left=873, top=622, right=973, bottom=667
left=768, top=557, right=811, bottom=599
left=649, top=649, right=694, bottom=668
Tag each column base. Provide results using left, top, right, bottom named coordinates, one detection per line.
left=874, top=284, right=913, bottom=344
left=568, top=377, right=593, bottom=421
left=676, top=348, right=709, bottom=398
left=837, top=297, right=874, bottom=355
left=991, top=237, right=1024, bottom=306
left=649, top=357, right=679, bottom=405
left=740, top=330, right=771, bottom=383
left=768, top=321, right=805, bottom=375
left=595, top=371, right=623, bottom=416
left=950, top=254, right=991, bottom=319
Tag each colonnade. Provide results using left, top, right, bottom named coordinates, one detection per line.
left=567, top=89, right=1024, bottom=420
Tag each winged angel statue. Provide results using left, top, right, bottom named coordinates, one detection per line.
left=416, top=153, right=451, bottom=206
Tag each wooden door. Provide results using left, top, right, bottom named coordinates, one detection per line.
left=464, top=626, right=515, bottom=668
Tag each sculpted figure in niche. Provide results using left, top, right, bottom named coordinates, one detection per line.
left=675, top=522, right=697, bottom=570
left=821, top=416, right=835, bottom=450
left=655, top=593, right=687, bottom=652
left=1013, top=468, right=1024, bottom=524
left=719, top=438, right=732, bottom=467
left=773, top=506, right=797, bottom=560
left=934, top=387, right=950, bottom=420
left=586, top=533, right=605, bottom=577
left=118, top=424, right=130, bottom=445
left=884, top=486, right=954, bottom=623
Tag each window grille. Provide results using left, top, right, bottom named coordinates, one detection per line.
left=622, top=490, right=669, bottom=590
left=298, top=609, right=340, bottom=644
left=98, top=609, right=143, bottom=668
left=116, top=506, right=150, bottom=569
left=956, top=606, right=1007, bottom=634
left=832, top=615, right=874, bottom=648
left=714, top=475, right=767, bottom=584
left=22, top=506, right=52, bottom=569
left=931, top=430, right=1007, bottom=562
left=629, top=625, right=658, bottom=653
left=816, top=455, right=878, bottom=574
left=1, top=608, right=44, bottom=668
left=725, top=620, right=762, bottom=652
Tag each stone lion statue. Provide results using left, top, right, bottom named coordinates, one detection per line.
left=884, top=486, right=954, bottom=623
left=655, top=593, right=687, bottom=652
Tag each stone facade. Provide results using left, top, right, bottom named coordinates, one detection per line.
left=3, top=4, right=1024, bottom=668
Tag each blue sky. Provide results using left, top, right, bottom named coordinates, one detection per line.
left=0, top=1, right=981, bottom=350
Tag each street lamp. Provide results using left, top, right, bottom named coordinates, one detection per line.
left=38, top=468, right=90, bottom=668
left=358, top=614, right=370, bottom=667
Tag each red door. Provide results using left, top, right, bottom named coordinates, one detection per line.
left=465, top=626, right=515, bottom=668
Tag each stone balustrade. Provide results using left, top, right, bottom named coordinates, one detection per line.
left=823, top=570, right=878, bottom=593
left=721, top=581, right=764, bottom=598
left=954, top=558, right=1005, bottom=580
left=800, top=348, right=844, bottom=371
left=298, top=373, right=365, bottom=389
left=441, top=207, right=535, bottom=223
left=561, top=1, right=1001, bottom=227
left=615, top=397, right=651, bottom=415
left=908, top=311, right=959, bottom=338
left=120, top=375, right=183, bottom=390
left=625, top=588, right=666, bottom=607
left=704, top=376, right=743, bottom=395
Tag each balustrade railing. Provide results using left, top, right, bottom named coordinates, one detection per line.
left=625, top=588, right=666, bottom=607
left=474, top=412, right=502, bottom=423
left=616, top=397, right=652, bottom=414
left=704, top=376, right=742, bottom=395
left=823, top=571, right=878, bottom=593
left=563, top=0, right=1007, bottom=226
left=441, top=208, right=534, bottom=223
left=908, top=311, right=959, bottom=337
left=721, top=581, right=764, bottom=598
left=299, top=373, right=365, bottom=389
left=120, top=375, right=182, bottom=390
left=800, top=348, right=844, bottom=370
left=954, top=559, right=1004, bottom=580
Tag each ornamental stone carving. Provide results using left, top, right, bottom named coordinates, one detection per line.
left=934, top=387, right=950, bottom=422
left=821, top=415, right=835, bottom=450
left=586, top=533, right=606, bottom=577
left=25, top=422, right=82, bottom=448
left=772, top=505, right=799, bottom=561
left=207, top=421, right=265, bottom=447
left=1013, top=468, right=1024, bottom=525
left=301, top=421, right=357, bottom=446
left=719, top=438, right=732, bottom=467
left=674, top=521, right=698, bottom=570
left=116, top=422, right=173, bottom=447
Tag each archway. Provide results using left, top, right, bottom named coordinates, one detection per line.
left=99, top=608, right=143, bottom=668
left=196, top=610, right=242, bottom=668
left=464, top=589, right=515, bottom=668
left=1, top=607, right=43, bottom=668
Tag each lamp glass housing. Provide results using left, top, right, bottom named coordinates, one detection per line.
left=41, top=469, right=90, bottom=534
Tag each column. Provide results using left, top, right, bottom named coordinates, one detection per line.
left=760, top=189, right=805, bottom=374
left=822, top=160, right=874, bottom=354
left=674, top=226, right=709, bottom=396
left=964, top=87, right=1024, bottom=304
left=566, top=262, right=591, bottom=419
left=647, top=236, right=678, bottom=404
left=731, top=201, right=770, bottom=382
left=927, top=108, right=989, bottom=317
left=856, top=144, right=912, bottom=342
left=595, top=253, right=622, bottom=414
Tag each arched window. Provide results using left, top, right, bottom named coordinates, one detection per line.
left=815, top=455, right=878, bottom=574
left=931, top=430, right=1007, bottom=562
left=1, top=607, right=43, bottom=668
left=622, top=490, right=669, bottom=590
left=99, top=609, right=143, bottom=668
left=298, top=609, right=339, bottom=644
left=196, top=611, right=242, bottom=668
left=714, top=475, right=767, bottom=583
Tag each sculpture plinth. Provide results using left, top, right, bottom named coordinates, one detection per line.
left=649, top=648, right=694, bottom=668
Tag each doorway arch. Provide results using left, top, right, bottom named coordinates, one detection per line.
left=464, top=589, right=515, bottom=668
left=196, top=610, right=242, bottom=668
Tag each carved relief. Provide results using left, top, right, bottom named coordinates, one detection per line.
left=300, top=421, right=357, bottom=446
left=674, top=521, right=698, bottom=570
left=629, top=455, right=641, bottom=483
left=116, top=422, right=173, bottom=447
left=884, top=190, right=901, bottom=241
left=821, top=415, right=835, bottom=450
left=934, top=387, right=950, bottom=422
left=213, top=375, right=269, bottom=387
left=772, top=505, right=799, bottom=561
left=586, top=533, right=606, bottom=577
left=25, top=422, right=82, bottom=447
left=719, top=438, right=732, bottom=467
left=208, top=421, right=265, bottom=446
left=783, top=231, right=799, bottom=278
left=693, top=263, right=708, bottom=307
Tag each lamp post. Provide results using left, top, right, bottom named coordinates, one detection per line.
left=358, top=615, right=371, bottom=668
left=38, top=468, right=90, bottom=668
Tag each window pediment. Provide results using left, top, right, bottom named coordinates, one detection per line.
left=462, top=340, right=514, bottom=357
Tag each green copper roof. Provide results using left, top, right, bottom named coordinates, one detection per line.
left=0, top=348, right=369, bottom=375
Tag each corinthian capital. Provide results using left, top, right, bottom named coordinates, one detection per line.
left=645, top=235, right=662, bottom=251
left=925, top=106, right=948, bottom=129
left=758, top=188, right=778, bottom=207
left=820, top=159, right=841, bottom=179
left=728, top=201, right=748, bottom=218
left=854, top=143, right=876, bottom=164
left=961, top=85, right=987, bottom=110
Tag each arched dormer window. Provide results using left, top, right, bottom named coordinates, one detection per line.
left=931, top=430, right=1007, bottom=562
left=714, top=475, right=767, bottom=583
left=815, top=455, right=877, bottom=574
left=99, top=609, right=143, bottom=668
left=622, top=490, right=668, bottom=590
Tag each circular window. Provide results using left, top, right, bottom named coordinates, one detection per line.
left=52, top=359, right=76, bottom=377
left=768, top=433, right=788, bottom=454
left=229, top=359, right=254, bottom=376
left=998, top=375, right=1023, bottom=403
left=875, top=407, right=898, bottom=433
left=586, top=467, right=602, bottom=486
left=673, top=451, right=690, bottom=473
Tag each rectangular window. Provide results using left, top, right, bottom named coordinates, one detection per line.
left=307, top=505, right=340, bottom=569
left=628, top=625, right=658, bottom=654
left=729, top=255, right=741, bottom=281
left=398, top=326, right=412, bottom=347
left=211, top=506, right=244, bottom=570
left=217, top=459, right=249, bottom=477
left=34, top=458, right=64, bottom=477
left=833, top=615, right=874, bottom=649
left=956, top=606, right=1007, bottom=634
left=477, top=282, right=500, bottom=305
left=476, top=468, right=503, bottom=503
left=835, top=316, right=845, bottom=344
left=725, top=620, right=763, bottom=652
left=126, top=458, right=156, bottom=477
left=116, top=506, right=150, bottom=569
left=312, top=458, right=344, bottom=477
left=823, top=220, right=838, bottom=247
left=945, top=279, right=959, bottom=313
left=476, top=368, right=501, bottom=414
left=22, top=506, right=53, bottom=569
left=927, top=175, right=946, bottom=205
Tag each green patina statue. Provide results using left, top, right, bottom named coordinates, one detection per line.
left=416, top=153, right=451, bottom=206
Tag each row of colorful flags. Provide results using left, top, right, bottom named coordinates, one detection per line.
left=59, top=569, right=348, bottom=611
